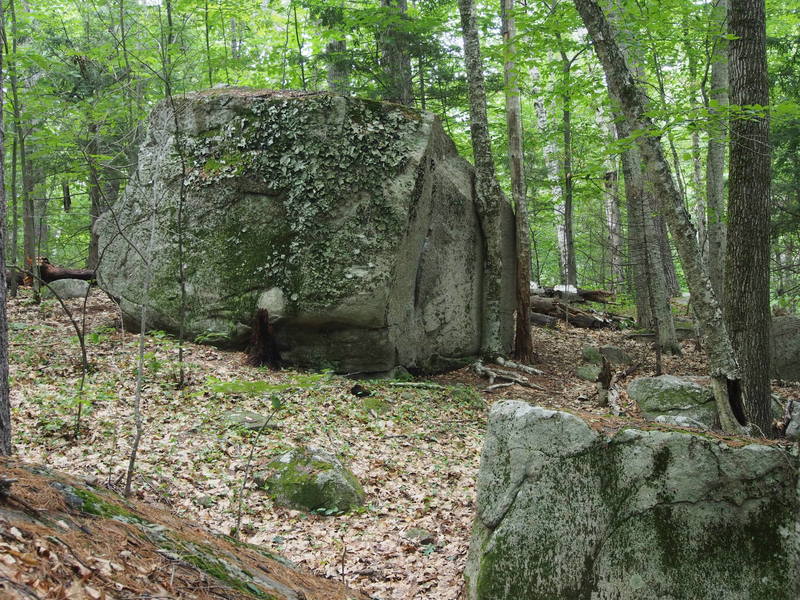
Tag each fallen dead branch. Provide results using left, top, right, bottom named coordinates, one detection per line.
left=472, top=360, right=545, bottom=391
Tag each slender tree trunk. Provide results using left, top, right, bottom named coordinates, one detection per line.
left=657, top=215, right=679, bottom=296
left=597, top=107, right=623, bottom=291
left=204, top=0, right=213, bottom=87
left=574, top=0, right=745, bottom=433
left=380, top=0, right=413, bottom=105
left=458, top=0, right=508, bottom=357
left=724, top=0, right=772, bottom=435
left=707, top=0, right=729, bottom=299
left=559, top=49, right=578, bottom=287
left=531, top=68, right=567, bottom=285
left=0, top=0, right=10, bottom=456
left=621, top=146, right=654, bottom=328
left=87, top=125, right=102, bottom=270
left=502, top=0, right=533, bottom=362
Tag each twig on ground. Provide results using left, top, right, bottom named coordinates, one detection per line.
left=387, top=382, right=447, bottom=390
left=495, top=356, right=544, bottom=376
left=483, top=382, right=515, bottom=393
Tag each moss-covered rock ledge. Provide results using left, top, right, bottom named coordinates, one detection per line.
left=465, top=401, right=800, bottom=600
left=96, top=88, right=515, bottom=374
left=0, top=460, right=367, bottom=599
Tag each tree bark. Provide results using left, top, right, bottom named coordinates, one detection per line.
left=326, top=38, right=350, bottom=94
left=502, top=0, right=533, bottom=362
left=724, top=0, right=772, bottom=435
left=380, top=0, right=413, bottom=106
left=0, top=0, right=10, bottom=455
left=531, top=67, right=567, bottom=285
left=458, top=0, right=508, bottom=357
left=707, top=0, right=729, bottom=299
left=574, top=0, right=746, bottom=433
left=597, top=107, right=623, bottom=291
left=559, top=47, right=578, bottom=287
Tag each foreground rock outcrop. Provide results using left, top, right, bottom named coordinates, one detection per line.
left=0, top=460, right=367, bottom=599
left=96, top=88, right=515, bottom=373
left=465, top=400, right=800, bottom=600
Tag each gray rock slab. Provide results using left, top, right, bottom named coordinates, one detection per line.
left=628, top=375, right=716, bottom=428
left=95, top=89, right=515, bottom=374
left=465, top=400, right=800, bottom=600
left=42, top=278, right=90, bottom=300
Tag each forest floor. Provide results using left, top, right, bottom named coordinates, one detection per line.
left=7, top=290, right=799, bottom=600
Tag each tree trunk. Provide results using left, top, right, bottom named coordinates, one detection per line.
left=0, top=0, right=9, bottom=455
left=597, top=107, right=623, bottom=291
left=458, top=0, right=508, bottom=357
left=380, top=0, right=413, bottom=106
left=707, top=0, right=729, bottom=299
left=724, top=0, right=772, bottom=435
left=574, top=0, right=746, bottom=434
left=559, top=49, right=578, bottom=287
left=501, top=0, right=533, bottom=362
left=326, top=38, right=349, bottom=94
left=657, top=215, right=679, bottom=296
left=531, top=68, right=567, bottom=285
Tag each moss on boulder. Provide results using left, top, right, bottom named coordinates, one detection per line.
left=255, top=446, right=364, bottom=514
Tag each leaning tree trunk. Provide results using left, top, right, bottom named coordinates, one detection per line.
left=458, top=0, right=508, bottom=358
left=706, top=0, right=729, bottom=299
left=724, top=0, right=772, bottom=435
left=601, top=4, right=676, bottom=349
left=574, top=0, right=745, bottom=434
left=501, top=0, right=533, bottom=362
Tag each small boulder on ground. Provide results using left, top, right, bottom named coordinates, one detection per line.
left=581, top=344, right=632, bottom=366
left=42, top=278, right=90, bottom=300
left=575, top=364, right=601, bottom=382
left=255, top=446, right=364, bottom=514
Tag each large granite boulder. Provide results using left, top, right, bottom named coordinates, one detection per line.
left=465, top=400, right=800, bottom=600
left=96, top=89, right=515, bottom=373
left=773, top=315, right=800, bottom=381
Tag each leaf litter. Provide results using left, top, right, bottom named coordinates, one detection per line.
left=7, top=290, right=797, bottom=598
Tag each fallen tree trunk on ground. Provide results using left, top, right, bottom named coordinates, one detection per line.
left=529, top=296, right=622, bottom=329
left=39, top=259, right=95, bottom=283
left=530, top=285, right=615, bottom=304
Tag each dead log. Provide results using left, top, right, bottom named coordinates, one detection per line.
left=529, top=296, right=611, bottom=328
left=530, top=312, right=559, bottom=328
left=530, top=286, right=615, bottom=304
left=38, top=258, right=95, bottom=283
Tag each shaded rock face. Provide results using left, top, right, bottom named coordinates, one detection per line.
left=96, top=89, right=515, bottom=373
left=465, top=401, right=800, bottom=600
left=773, top=315, right=800, bottom=382
left=255, top=446, right=364, bottom=514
